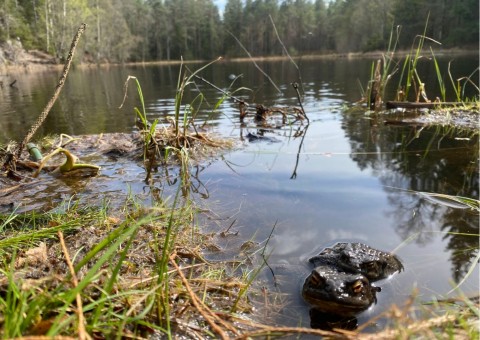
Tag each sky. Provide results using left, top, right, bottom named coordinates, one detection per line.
left=213, top=0, right=332, bottom=15
left=213, top=0, right=227, bottom=15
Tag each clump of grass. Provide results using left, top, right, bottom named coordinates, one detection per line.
left=365, top=18, right=479, bottom=110
left=120, top=59, right=234, bottom=183
left=366, top=25, right=402, bottom=110
left=0, top=192, right=257, bottom=338
left=122, top=75, right=159, bottom=162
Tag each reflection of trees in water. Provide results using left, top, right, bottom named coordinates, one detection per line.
left=341, top=111, right=479, bottom=280
left=384, top=190, right=439, bottom=245
left=440, top=208, right=479, bottom=282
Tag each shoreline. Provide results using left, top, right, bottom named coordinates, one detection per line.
left=1, top=47, right=478, bottom=73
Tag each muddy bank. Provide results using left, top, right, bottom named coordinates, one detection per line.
left=383, top=108, right=480, bottom=130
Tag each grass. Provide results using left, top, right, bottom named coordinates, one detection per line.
left=0, top=60, right=246, bottom=338
left=119, top=58, right=233, bottom=183
left=353, top=291, right=479, bottom=339
left=365, top=19, right=479, bottom=110
left=0, top=192, right=256, bottom=338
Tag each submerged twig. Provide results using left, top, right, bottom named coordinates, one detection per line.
left=261, top=221, right=278, bottom=287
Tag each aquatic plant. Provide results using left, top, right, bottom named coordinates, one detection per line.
left=120, top=60, right=233, bottom=183
left=366, top=25, right=402, bottom=110
left=120, top=75, right=159, bottom=164
left=365, top=18, right=479, bottom=110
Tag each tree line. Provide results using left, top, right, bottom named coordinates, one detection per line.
left=1, top=0, right=478, bottom=63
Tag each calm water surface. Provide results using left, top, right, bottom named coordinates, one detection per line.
left=1, top=57, right=478, bottom=330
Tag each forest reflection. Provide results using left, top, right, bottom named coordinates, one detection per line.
left=341, top=109, right=478, bottom=282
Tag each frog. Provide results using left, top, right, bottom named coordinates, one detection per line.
left=302, top=265, right=381, bottom=316
left=308, top=242, right=403, bottom=281
left=302, top=242, right=403, bottom=316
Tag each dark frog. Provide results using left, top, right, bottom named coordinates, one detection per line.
left=308, top=242, right=403, bottom=281
left=302, top=242, right=403, bottom=316
left=302, top=265, right=381, bottom=316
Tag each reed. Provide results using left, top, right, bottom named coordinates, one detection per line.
left=120, top=75, right=159, bottom=162
left=173, top=57, right=222, bottom=141
left=365, top=17, right=479, bottom=108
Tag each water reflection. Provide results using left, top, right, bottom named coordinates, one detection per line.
left=341, top=107, right=478, bottom=285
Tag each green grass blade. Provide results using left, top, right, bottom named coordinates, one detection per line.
left=48, top=221, right=143, bottom=335
left=447, top=61, right=462, bottom=102
left=430, top=47, right=446, bottom=101
left=91, top=224, right=140, bottom=326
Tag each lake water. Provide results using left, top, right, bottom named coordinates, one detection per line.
left=1, top=56, right=478, bottom=330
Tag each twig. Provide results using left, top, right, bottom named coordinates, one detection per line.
left=233, top=325, right=346, bottom=339
left=261, top=221, right=278, bottom=287
left=14, top=337, right=77, bottom=340
left=57, top=231, right=90, bottom=340
left=357, top=314, right=457, bottom=340
left=292, top=82, right=309, bottom=122
left=14, top=23, right=87, bottom=160
left=194, top=75, right=248, bottom=105
left=226, top=30, right=282, bottom=94
left=170, top=252, right=238, bottom=339
left=269, top=15, right=305, bottom=95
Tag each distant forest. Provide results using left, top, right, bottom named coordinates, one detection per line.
left=1, top=0, right=478, bottom=63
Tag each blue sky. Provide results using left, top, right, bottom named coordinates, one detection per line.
left=213, top=0, right=331, bottom=15
left=213, top=0, right=227, bottom=14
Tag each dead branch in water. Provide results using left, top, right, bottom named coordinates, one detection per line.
left=8, top=24, right=86, bottom=167
left=292, top=82, right=308, bottom=122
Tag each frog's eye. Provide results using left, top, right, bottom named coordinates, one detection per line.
left=309, top=271, right=325, bottom=287
left=351, top=280, right=364, bottom=294
left=340, top=253, right=351, bottom=263
left=363, top=261, right=377, bottom=271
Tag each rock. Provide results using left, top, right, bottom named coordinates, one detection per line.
left=0, top=39, right=57, bottom=66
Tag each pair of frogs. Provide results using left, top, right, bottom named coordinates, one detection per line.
left=302, top=242, right=403, bottom=316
